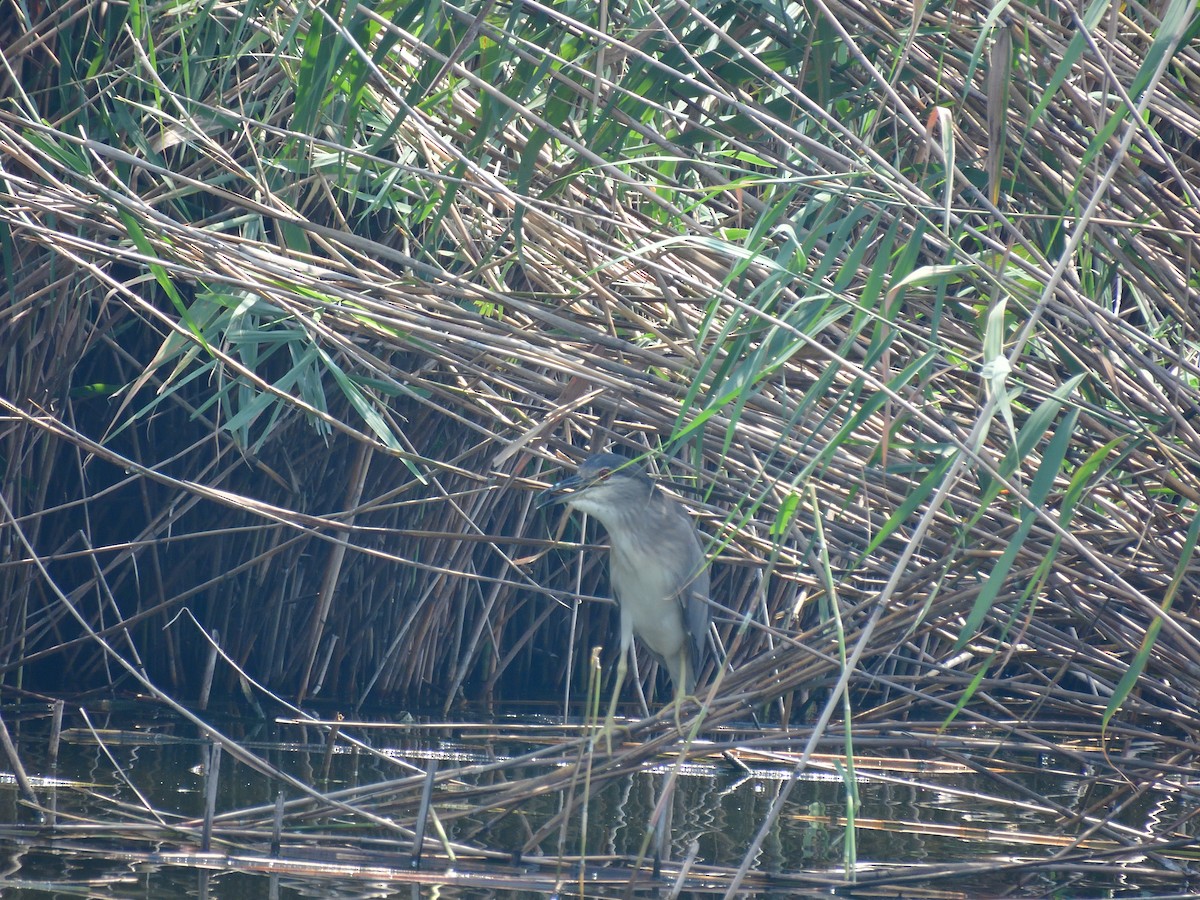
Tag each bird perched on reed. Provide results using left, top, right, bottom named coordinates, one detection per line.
left=537, top=452, right=710, bottom=738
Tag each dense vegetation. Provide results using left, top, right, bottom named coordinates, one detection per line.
left=2, top=0, right=1199, bottom=745
left=5, top=0, right=1200, bottom=888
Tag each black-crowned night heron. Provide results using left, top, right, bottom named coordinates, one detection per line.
left=537, top=452, right=710, bottom=730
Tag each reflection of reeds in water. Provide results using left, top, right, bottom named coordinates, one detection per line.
left=7, top=710, right=1194, bottom=895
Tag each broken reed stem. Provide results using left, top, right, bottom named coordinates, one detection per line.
left=0, top=711, right=39, bottom=813
left=202, top=742, right=222, bottom=853
left=410, top=757, right=438, bottom=870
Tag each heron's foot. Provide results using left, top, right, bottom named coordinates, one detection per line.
left=672, top=691, right=706, bottom=739
left=589, top=712, right=626, bottom=755
left=672, top=696, right=686, bottom=737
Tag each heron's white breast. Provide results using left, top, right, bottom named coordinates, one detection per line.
left=607, top=535, right=688, bottom=658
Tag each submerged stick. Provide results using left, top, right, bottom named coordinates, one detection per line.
left=410, top=757, right=439, bottom=869
left=202, top=742, right=222, bottom=853
left=271, top=791, right=284, bottom=857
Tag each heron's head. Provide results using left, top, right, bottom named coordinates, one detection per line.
left=535, top=452, right=653, bottom=520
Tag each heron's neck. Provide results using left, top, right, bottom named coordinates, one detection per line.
left=588, top=492, right=659, bottom=547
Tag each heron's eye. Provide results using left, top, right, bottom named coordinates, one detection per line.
left=596, top=467, right=610, bottom=480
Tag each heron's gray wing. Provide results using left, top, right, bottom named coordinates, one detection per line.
left=684, top=563, right=710, bottom=672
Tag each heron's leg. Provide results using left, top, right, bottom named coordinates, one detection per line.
left=631, top=653, right=650, bottom=718
left=597, top=608, right=633, bottom=754
left=671, top=653, right=689, bottom=736
left=599, top=646, right=628, bottom=753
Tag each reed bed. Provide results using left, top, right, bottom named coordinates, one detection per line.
left=2, top=0, right=1200, bottom=886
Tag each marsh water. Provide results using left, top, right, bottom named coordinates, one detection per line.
left=0, top=699, right=1194, bottom=898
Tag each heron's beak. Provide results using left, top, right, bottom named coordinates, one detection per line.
left=535, top=472, right=584, bottom=509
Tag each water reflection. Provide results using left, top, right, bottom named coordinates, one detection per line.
left=0, top=700, right=1194, bottom=897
